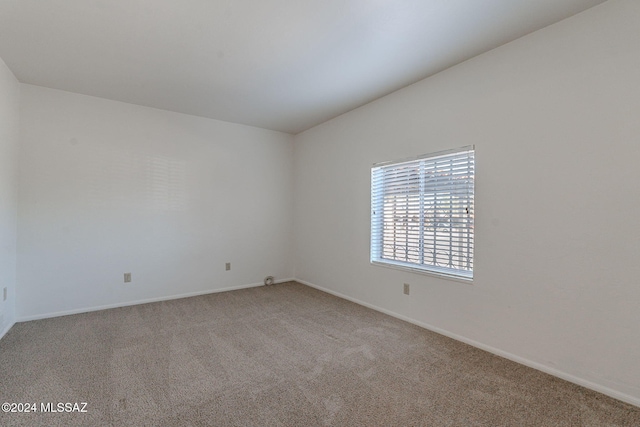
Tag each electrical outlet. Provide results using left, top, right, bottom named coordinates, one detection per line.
left=403, top=283, right=410, bottom=295
left=225, top=262, right=231, bottom=271
left=124, top=273, right=132, bottom=283
left=2, top=287, right=6, bottom=301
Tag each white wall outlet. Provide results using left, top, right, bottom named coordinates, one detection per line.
left=225, top=262, right=231, bottom=271
left=2, top=287, right=6, bottom=301
left=403, top=283, right=410, bottom=295
left=124, top=273, right=132, bottom=283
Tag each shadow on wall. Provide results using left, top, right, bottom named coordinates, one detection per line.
left=79, top=142, right=188, bottom=213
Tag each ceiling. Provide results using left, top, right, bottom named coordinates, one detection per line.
left=0, top=0, right=607, bottom=134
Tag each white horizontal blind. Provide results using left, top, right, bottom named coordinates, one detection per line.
left=371, top=147, right=475, bottom=279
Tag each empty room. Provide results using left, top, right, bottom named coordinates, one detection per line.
left=1, top=0, right=639, bottom=425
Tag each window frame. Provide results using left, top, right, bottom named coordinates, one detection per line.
left=370, top=146, right=475, bottom=282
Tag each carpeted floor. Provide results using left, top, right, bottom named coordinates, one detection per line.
left=0, top=282, right=638, bottom=426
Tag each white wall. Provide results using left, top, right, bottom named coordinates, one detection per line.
left=18, top=84, right=294, bottom=320
left=293, top=0, right=640, bottom=406
left=0, top=57, right=20, bottom=337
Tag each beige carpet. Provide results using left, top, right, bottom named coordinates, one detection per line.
left=0, top=282, right=638, bottom=426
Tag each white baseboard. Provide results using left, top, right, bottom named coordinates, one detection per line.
left=295, top=278, right=640, bottom=409
left=17, top=279, right=294, bottom=323
left=0, top=321, right=15, bottom=341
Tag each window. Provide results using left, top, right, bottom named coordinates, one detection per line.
left=371, top=146, right=475, bottom=280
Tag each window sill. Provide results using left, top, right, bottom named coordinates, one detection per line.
left=370, top=260, right=473, bottom=284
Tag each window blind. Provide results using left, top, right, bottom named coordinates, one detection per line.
left=371, top=146, right=475, bottom=279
